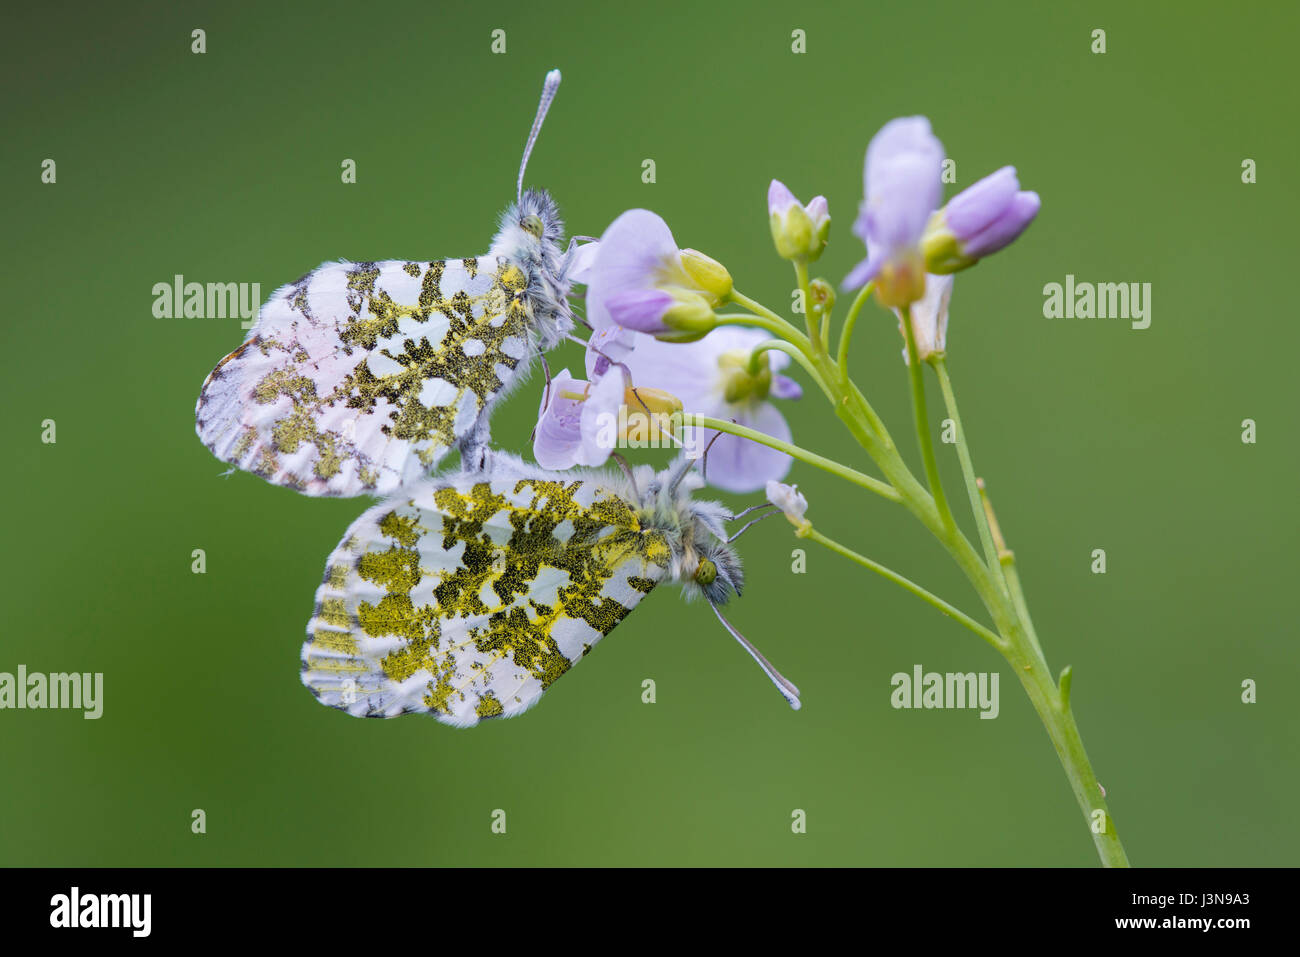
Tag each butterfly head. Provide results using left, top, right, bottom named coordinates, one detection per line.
left=624, top=459, right=743, bottom=605
left=492, top=188, right=572, bottom=350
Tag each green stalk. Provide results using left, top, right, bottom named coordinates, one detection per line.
left=837, top=282, right=874, bottom=374
left=932, top=357, right=1009, bottom=601
left=680, top=413, right=900, bottom=504
left=793, top=261, right=819, bottom=353
left=705, top=286, right=1130, bottom=866
left=801, top=525, right=1004, bottom=651
left=744, top=338, right=835, bottom=399
left=900, top=306, right=956, bottom=532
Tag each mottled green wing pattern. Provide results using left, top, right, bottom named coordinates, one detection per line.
left=301, top=466, right=672, bottom=726
left=196, top=257, right=536, bottom=497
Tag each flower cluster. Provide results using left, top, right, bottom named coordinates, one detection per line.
left=532, top=115, right=1038, bottom=493
left=535, top=210, right=800, bottom=492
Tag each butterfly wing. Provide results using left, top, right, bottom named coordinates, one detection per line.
left=196, top=257, right=536, bottom=497
left=300, top=467, right=672, bottom=726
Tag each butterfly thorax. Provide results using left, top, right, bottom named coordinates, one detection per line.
left=491, top=188, right=573, bottom=352
left=621, top=464, right=743, bottom=605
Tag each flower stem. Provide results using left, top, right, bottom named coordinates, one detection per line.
left=725, top=292, right=811, bottom=347
left=975, top=478, right=1043, bottom=660
left=820, top=341, right=1129, bottom=866
left=1007, top=648, right=1130, bottom=867
left=800, top=525, right=1004, bottom=651
left=837, top=282, right=874, bottom=375
left=678, top=413, right=901, bottom=504
left=745, top=338, right=834, bottom=400
left=931, top=357, right=1008, bottom=600
left=704, top=284, right=1129, bottom=865
left=900, top=306, right=956, bottom=531
left=793, top=262, right=820, bottom=354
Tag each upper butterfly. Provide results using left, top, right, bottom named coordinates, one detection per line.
left=195, top=70, right=584, bottom=496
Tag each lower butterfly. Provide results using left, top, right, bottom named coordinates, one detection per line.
left=195, top=70, right=584, bottom=496
left=300, top=453, right=801, bottom=726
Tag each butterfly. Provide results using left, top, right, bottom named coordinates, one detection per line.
left=300, top=452, right=801, bottom=726
left=194, top=70, right=585, bottom=496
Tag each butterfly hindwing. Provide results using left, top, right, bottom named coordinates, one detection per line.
left=301, top=463, right=672, bottom=727
left=196, top=256, right=537, bottom=497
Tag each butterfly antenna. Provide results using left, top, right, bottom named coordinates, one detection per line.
left=708, top=600, right=801, bottom=710
left=699, top=425, right=726, bottom=486
left=518, top=69, right=562, bottom=204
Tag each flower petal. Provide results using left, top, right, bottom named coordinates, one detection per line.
left=584, top=325, right=638, bottom=381
left=770, top=374, right=803, bottom=400
left=862, top=116, right=945, bottom=253
left=533, top=369, right=587, bottom=470
left=606, top=289, right=675, bottom=334
left=843, top=250, right=883, bottom=290
left=766, top=480, right=808, bottom=524
left=768, top=179, right=799, bottom=215
left=576, top=367, right=625, bottom=465
left=961, top=190, right=1041, bottom=258
left=895, top=273, right=954, bottom=362
left=566, top=240, right=601, bottom=285
left=618, top=326, right=769, bottom=411
left=946, top=166, right=1019, bottom=237
left=585, top=209, right=684, bottom=331
left=700, top=401, right=794, bottom=494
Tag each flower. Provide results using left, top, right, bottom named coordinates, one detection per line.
left=844, top=117, right=945, bottom=307
left=584, top=324, right=637, bottom=380
left=585, top=209, right=732, bottom=339
left=895, top=273, right=954, bottom=363
left=604, top=326, right=802, bottom=493
left=532, top=368, right=624, bottom=470
left=565, top=240, right=601, bottom=285
left=765, top=480, right=809, bottom=531
left=921, top=166, right=1040, bottom=273
left=768, top=180, right=830, bottom=262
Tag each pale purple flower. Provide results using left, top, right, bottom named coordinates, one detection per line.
left=585, top=324, right=637, bottom=380
left=845, top=117, right=945, bottom=304
left=765, top=480, right=809, bottom=528
left=924, top=166, right=1040, bottom=272
left=606, top=326, right=801, bottom=493
left=768, top=180, right=830, bottom=262
left=894, top=273, right=954, bottom=363
left=565, top=240, right=601, bottom=285
left=585, top=209, right=730, bottom=338
left=532, top=368, right=623, bottom=470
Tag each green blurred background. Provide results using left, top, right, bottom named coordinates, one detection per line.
left=3, top=0, right=1297, bottom=866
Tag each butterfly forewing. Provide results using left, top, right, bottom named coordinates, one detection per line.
left=196, top=256, right=536, bottom=496
left=301, top=468, right=672, bottom=726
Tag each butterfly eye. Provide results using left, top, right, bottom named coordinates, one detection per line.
left=694, top=558, right=718, bottom=586
left=522, top=214, right=545, bottom=238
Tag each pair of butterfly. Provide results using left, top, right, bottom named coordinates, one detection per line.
left=195, top=70, right=801, bottom=727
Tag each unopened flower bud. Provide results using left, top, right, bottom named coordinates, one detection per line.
left=768, top=180, right=830, bottom=262
left=922, top=167, right=1040, bottom=274
left=679, top=249, right=733, bottom=306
